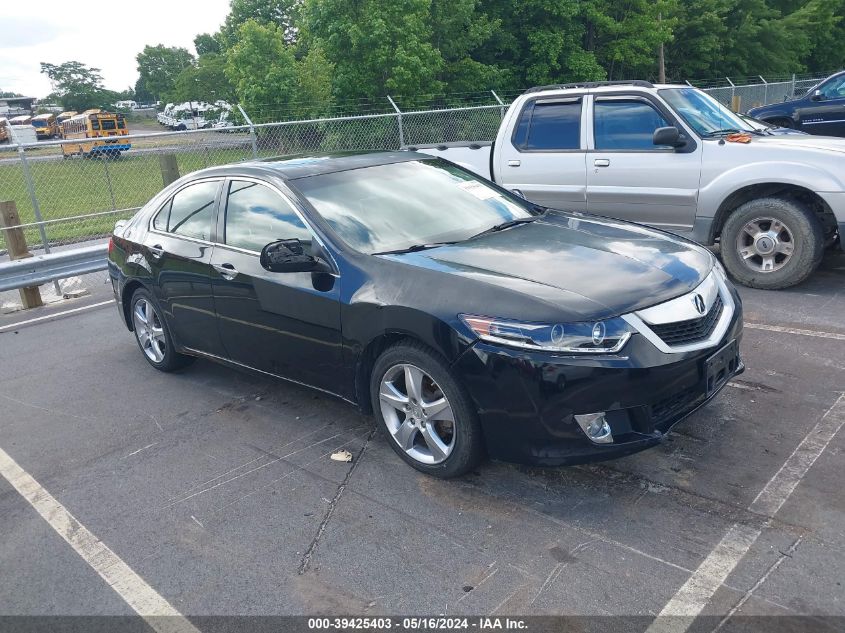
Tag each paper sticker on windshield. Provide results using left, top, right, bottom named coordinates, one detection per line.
left=458, top=180, right=498, bottom=200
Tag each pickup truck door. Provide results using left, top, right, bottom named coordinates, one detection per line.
left=586, top=94, right=702, bottom=232
left=797, top=74, right=845, bottom=136
left=496, top=97, right=587, bottom=210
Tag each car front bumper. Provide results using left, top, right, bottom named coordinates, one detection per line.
left=452, top=296, right=744, bottom=466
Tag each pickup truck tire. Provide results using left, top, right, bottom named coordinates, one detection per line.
left=720, top=197, right=824, bottom=290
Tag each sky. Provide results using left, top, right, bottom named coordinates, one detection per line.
left=0, top=0, right=231, bottom=98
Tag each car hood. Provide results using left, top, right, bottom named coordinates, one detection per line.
left=746, top=135, right=845, bottom=154
left=382, top=212, right=713, bottom=320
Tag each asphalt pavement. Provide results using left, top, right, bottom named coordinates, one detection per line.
left=0, top=251, right=843, bottom=631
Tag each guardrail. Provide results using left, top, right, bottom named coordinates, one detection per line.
left=0, top=244, right=108, bottom=293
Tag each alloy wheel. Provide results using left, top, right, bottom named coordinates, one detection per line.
left=132, top=298, right=167, bottom=363
left=378, top=363, right=456, bottom=465
left=735, top=216, right=795, bottom=273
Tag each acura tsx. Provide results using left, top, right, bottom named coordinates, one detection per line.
left=108, top=151, right=744, bottom=478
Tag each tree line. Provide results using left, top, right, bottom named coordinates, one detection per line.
left=33, top=0, right=845, bottom=119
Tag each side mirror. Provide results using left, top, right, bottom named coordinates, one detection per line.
left=653, top=126, right=687, bottom=148
left=260, top=239, right=326, bottom=273
left=811, top=89, right=824, bottom=101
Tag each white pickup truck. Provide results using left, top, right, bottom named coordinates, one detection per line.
left=411, top=80, right=845, bottom=289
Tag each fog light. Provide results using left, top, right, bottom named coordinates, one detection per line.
left=574, top=412, right=613, bottom=444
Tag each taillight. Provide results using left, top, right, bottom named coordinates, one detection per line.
left=108, top=237, right=115, bottom=255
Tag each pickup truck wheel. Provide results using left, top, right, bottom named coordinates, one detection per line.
left=721, top=197, right=823, bottom=289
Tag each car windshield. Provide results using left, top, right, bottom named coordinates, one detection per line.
left=659, top=87, right=755, bottom=136
left=291, top=159, right=535, bottom=255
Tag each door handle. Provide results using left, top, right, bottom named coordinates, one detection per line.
left=149, top=244, right=164, bottom=259
left=594, top=159, right=610, bottom=167
left=507, top=160, right=521, bottom=167
left=212, top=262, right=238, bottom=280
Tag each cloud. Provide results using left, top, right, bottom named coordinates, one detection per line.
left=0, top=17, right=63, bottom=48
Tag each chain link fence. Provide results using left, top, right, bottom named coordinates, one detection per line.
left=0, top=73, right=832, bottom=259
left=693, top=72, right=826, bottom=109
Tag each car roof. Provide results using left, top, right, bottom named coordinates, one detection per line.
left=187, top=150, right=431, bottom=182
left=523, top=82, right=687, bottom=99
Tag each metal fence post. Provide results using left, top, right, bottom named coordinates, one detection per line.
left=791, top=73, right=796, bottom=98
left=726, top=76, right=735, bottom=102
left=16, top=143, right=62, bottom=296
left=759, top=75, right=769, bottom=105
left=387, top=96, right=404, bottom=148
left=491, top=90, right=506, bottom=120
left=237, top=104, right=259, bottom=159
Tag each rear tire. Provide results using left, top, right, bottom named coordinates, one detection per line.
left=720, top=197, right=824, bottom=289
left=370, top=341, right=484, bottom=478
left=130, top=288, right=194, bottom=372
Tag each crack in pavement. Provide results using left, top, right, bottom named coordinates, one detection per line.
left=298, top=426, right=377, bottom=576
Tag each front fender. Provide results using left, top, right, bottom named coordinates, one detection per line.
left=699, top=160, right=845, bottom=221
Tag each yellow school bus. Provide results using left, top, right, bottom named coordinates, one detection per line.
left=31, top=113, right=60, bottom=139
left=61, top=110, right=131, bottom=158
left=56, top=111, right=77, bottom=137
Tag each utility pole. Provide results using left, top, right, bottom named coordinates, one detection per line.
left=658, top=12, right=666, bottom=84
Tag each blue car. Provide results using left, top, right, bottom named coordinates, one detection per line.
left=748, top=70, right=845, bottom=137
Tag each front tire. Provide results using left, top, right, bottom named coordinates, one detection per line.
left=720, top=197, right=824, bottom=289
left=130, top=289, right=194, bottom=372
left=370, top=341, right=484, bottom=478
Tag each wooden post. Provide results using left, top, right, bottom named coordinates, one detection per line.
left=0, top=200, right=43, bottom=309
left=731, top=95, right=742, bottom=113
left=159, top=154, right=180, bottom=186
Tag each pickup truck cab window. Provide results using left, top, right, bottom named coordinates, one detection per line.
left=513, top=99, right=581, bottom=151
left=817, top=75, right=845, bottom=99
left=593, top=98, right=670, bottom=150
left=224, top=180, right=312, bottom=254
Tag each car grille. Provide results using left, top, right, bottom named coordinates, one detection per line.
left=649, top=295, right=724, bottom=346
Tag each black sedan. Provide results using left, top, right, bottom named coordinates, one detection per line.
left=747, top=70, right=845, bottom=137
left=108, top=152, right=744, bottom=478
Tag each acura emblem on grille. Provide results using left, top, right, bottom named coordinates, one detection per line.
left=693, top=294, right=706, bottom=315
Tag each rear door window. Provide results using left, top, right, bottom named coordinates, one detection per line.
left=153, top=180, right=219, bottom=241
left=513, top=99, right=582, bottom=151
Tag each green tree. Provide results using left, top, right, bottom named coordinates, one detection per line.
left=169, top=54, right=235, bottom=103
left=293, top=46, right=335, bottom=118
left=225, top=20, right=298, bottom=121
left=582, top=0, right=678, bottom=80
left=221, top=0, right=301, bottom=46
left=304, top=0, right=444, bottom=103
left=39, top=61, right=113, bottom=111
left=194, top=32, right=222, bottom=56
left=136, top=45, right=195, bottom=101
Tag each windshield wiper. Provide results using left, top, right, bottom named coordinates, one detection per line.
left=702, top=127, right=765, bottom=138
left=468, top=216, right=540, bottom=240
left=701, top=128, right=743, bottom=137
left=373, top=241, right=458, bottom=256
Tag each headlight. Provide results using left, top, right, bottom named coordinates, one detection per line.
left=460, top=314, right=632, bottom=353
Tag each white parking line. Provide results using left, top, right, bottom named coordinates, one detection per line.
left=745, top=322, right=845, bottom=341
left=645, top=392, right=845, bottom=633
left=0, top=299, right=114, bottom=332
left=0, top=445, right=200, bottom=633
